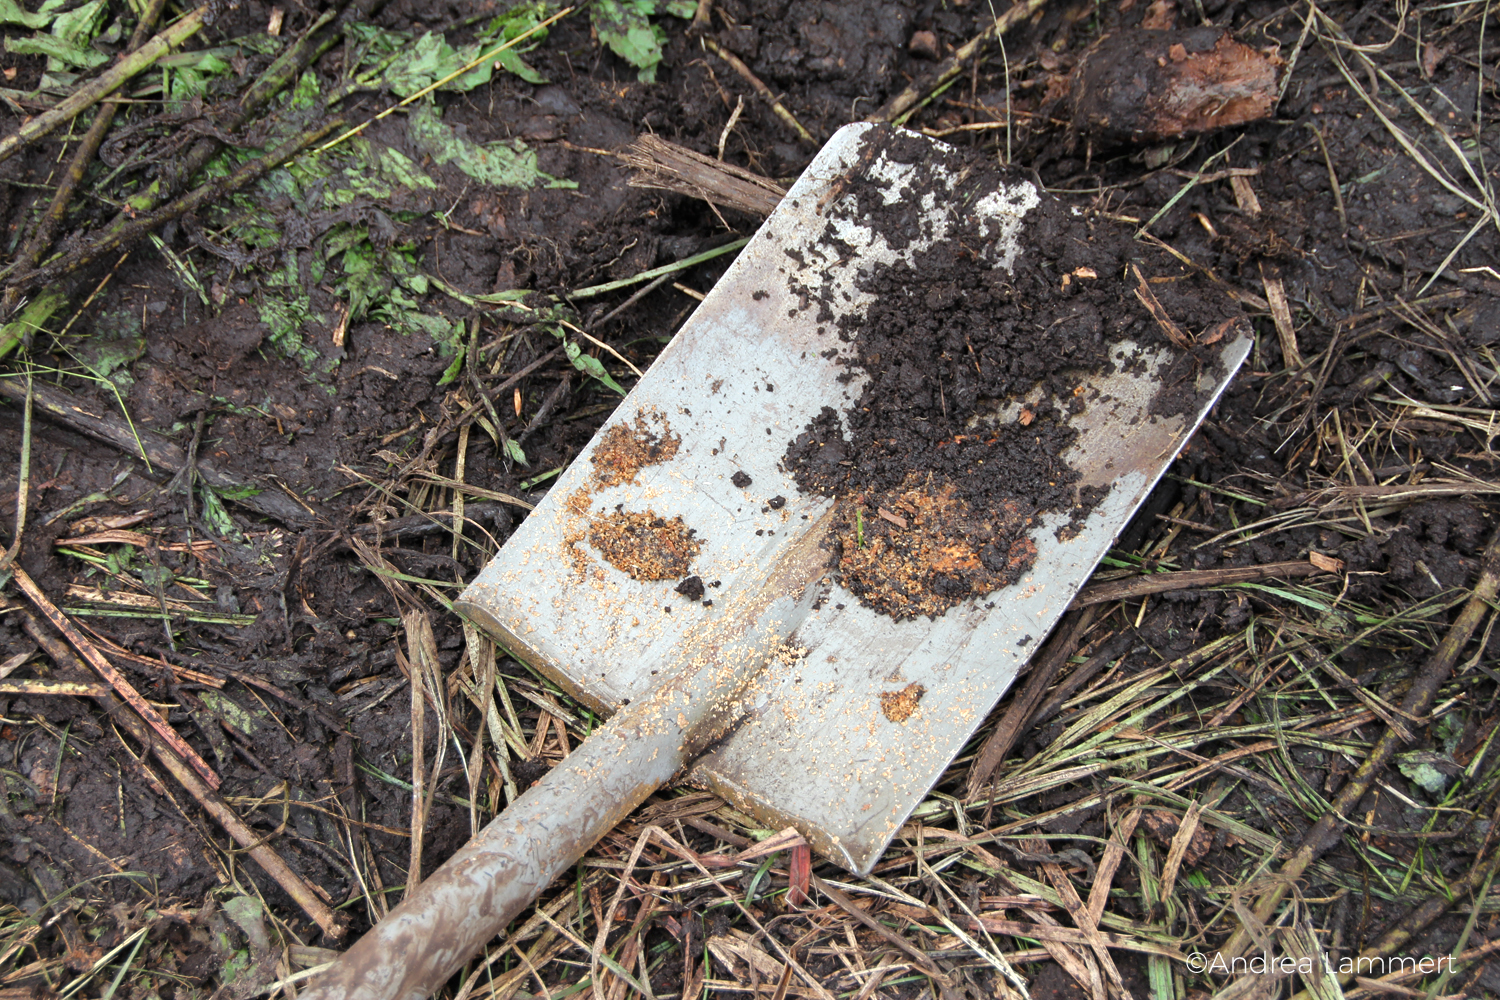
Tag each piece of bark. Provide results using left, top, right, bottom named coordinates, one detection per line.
left=1070, top=28, right=1280, bottom=143
left=0, top=377, right=321, bottom=528
left=623, top=135, right=786, bottom=218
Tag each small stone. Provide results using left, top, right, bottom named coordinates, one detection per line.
left=909, top=30, right=941, bottom=60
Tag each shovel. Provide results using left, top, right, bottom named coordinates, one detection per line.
left=302, top=122, right=1251, bottom=999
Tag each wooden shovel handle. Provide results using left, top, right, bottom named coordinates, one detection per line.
left=299, top=701, right=686, bottom=1000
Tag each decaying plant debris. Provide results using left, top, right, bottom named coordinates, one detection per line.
left=1, top=0, right=1499, bottom=998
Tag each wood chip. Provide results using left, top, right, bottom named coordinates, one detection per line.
left=1130, top=263, right=1192, bottom=349
left=0, top=679, right=108, bottom=696
left=876, top=507, right=907, bottom=528
left=1309, top=551, right=1345, bottom=573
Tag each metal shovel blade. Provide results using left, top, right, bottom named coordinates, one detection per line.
left=458, top=121, right=1250, bottom=871
left=306, top=122, right=1250, bottom=1000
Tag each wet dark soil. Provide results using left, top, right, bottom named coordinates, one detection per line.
left=1, top=0, right=1498, bottom=995
left=783, top=126, right=1238, bottom=618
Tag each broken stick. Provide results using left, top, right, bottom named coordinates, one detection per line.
left=22, top=614, right=346, bottom=940
left=14, top=566, right=220, bottom=790
left=0, top=378, right=319, bottom=528
left=1217, top=527, right=1500, bottom=961
left=623, top=135, right=787, bottom=218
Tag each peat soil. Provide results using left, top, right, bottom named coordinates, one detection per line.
left=0, top=0, right=1498, bottom=996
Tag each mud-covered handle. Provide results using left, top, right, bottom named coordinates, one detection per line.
left=299, top=702, right=686, bottom=1000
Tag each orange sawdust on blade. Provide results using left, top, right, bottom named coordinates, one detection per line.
left=879, top=682, right=927, bottom=723
left=835, top=474, right=1036, bottom=621
left=591, top=409, right=682, bottom=489
left=587, top=509, right=703, bottom=581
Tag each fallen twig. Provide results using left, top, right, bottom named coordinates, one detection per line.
left=1287, top=799, right=1500, bottom=1000
left=1071, top=559, right=1331, bottom=607
left=0, top=0, right=169, bottom=309
left=703, top=36, right=816, bottom=143
left=1229, top=173, right=1304, bottom=370
left=21, top=614, right=346, bottom=940
left=966, top=607, right=1101, bottom=797
left=0, top=678, right=108, bottom=696
left=623, top=134, right=786, bottom=217
left=0, top=377, right=320, bottom=528
left=14, top=565, right=220, bottom=790
left=869, top=0, right=1049, bottom=126
left=809, top=874, right=951, bottom=985
left=1217, top=526, right=1500, bottom=960
left=12, top=115, right=343, bottom=292
left=0, top=5, right=208, bottom=167
left=0, top=374, right=31, bottom=577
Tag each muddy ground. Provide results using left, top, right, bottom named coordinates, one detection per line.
left=1, top=0, right=1498, bottom=997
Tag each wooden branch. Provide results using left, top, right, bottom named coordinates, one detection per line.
left=22, top=615, right=346, bottom=940
left=965, top=607, right=1100, bottom=797
left=0, top=378, right=321, bottom=528
left=0, top=5, right=208, bottom=166
left=1218, top=526, right=1500, bottom=961
left=1071, top=559, right=1330, bottom=607
left=702, top=37, right=815, bottom=143
left=0, top=0, right=170, bottom=310
left=810, top=875, right=951, bottom=985
left=623, top=135, right=786, bottom=218
left=869, top=0, right=1049, bottom=126
left=14, top=566, right=222, bottom=790
left=12, top=115, right=342, bottom=291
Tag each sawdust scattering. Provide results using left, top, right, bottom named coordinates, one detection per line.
left=589, top=509, right=703, bottom=580
left=880, top=682, right=927, bottom=723
left=592, top=409, right=681, bottom=489
left=836, top=474, right=1035, bottom=620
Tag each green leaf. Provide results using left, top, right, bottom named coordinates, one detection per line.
left=494, top=49, right=546, bottom=84
left=0, top=286, right=66, bottom=362
left=5, top=32, right=108, bottom=68
left=406, top=100, right=575, bottom=189
left=661, top=0, right=696, bottom=16
left=591, top=0, right=667, bottom=83
left=483, top=1, right=553, bottom=83
left=139, top=565, right=174, bottom=589
left=436, top=351, right=464, bottom=386
left=1395, top=752, right=1449, bottom=795
left=221, top=949, right=253, bottom=985
left=201, top=692, right=261, bottom=737
left=386, top=30, right=493, bottom=97
left=563, top=339, right=626, bottom=394
left=167, top=52, right=234, bottom=105
left=0, top=0, right=52, bottom=29
left=504, top=437, right=529, bottom=466
left=257, top=250, right=320, bottom=366
left=372, top=145, right=438, bottom=194
left=223, top=896, right=271, bottom=953
left=199, top=485, right=243, bottom=541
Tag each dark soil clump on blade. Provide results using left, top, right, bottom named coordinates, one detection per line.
left=782, top=127, right=1238, bottom=618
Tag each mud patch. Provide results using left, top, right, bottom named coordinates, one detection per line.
left=591, top=409, right=681, bottom=488
left=588, top=510, right=703, bottom=580
left=879, top=682, right=926, bottom=723
left=783, top=125, right=1238, bottom=619
left=834, top=476, right=1036, bottom=620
